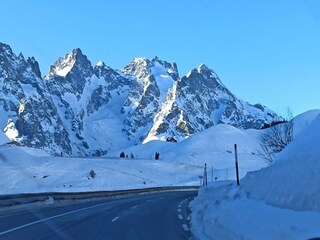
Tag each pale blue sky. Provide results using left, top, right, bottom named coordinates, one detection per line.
left=1, top=0, right=320, bottom=116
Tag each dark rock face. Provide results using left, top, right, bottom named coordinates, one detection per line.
left=0, top=42, right=281, bottom=156
left=27, top=57, right=42, bottom=79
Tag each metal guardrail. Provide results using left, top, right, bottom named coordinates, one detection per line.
left=0, top=186, right=199, bottom=208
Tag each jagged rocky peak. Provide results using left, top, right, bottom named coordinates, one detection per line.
left=179, top=64, right=230, bottom=96
left=151, top=56, right=179, bottom=80
left=27, top=57, right=41, bottom=78
left=197, top=63, right=215, bottom=76
left=0, top=43, right=43, bottom=89
left=95, top=60, right=106, bottom=68
left=45, top=48, right=94, bottom=96
left=187, top=63, right=219, bottom=80
left=0, top=42, right=71, bottom=154
left=0, top=42, right=14, bottom=57
left=123, top=56, right=179, bottom=81
left=94, top=60, right=115, bottom=74
left=48, top=48, right=93, bottom=78
left=123, top=57, right=152, bottom=78
left=94, top=60, right=131, bottom=90
left=0, top=43, right=20, bottom=71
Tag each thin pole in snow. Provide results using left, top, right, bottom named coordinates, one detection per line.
left=203, top=163, right=208, bottom=186
left=234, top=144, right=240, bottom=186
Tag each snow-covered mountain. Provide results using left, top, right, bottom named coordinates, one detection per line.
left=0, top=42, right=281, bottom=156
left=0, top=43, right=70, bottom=154
left=121, top=57, right=179, bottom=142
left=144, top=64, right=278, bottom=142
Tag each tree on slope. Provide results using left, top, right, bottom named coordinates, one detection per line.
left=259, top=109, right=293, bottom=164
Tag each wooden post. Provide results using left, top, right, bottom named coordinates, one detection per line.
left=204, top=163, right=208, bottom=186
left=234, top=144, right=240, bottom=186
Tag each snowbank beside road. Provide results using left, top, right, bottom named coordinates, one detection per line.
left=190, top=110, right=320, bottom=239
left=242, top=113, right=320, bottom=211
left=191, top=183, right=320, bottom=240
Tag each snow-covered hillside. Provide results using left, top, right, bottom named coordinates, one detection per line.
left=190, top=110, right=320, bottom=239
left=109, top=123, right=268, bottom=182
left=0, top=145, right=202, bottom=194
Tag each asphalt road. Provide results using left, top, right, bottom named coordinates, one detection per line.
left=0, top=190, right=197, bottom=240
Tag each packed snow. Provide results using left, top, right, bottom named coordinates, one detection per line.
left=190, top=110, right=320, bottom=239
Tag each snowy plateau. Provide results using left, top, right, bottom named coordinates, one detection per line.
left=1, top=42, right=320, bottom=239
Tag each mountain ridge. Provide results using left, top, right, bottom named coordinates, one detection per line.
left=0, top=42, right=280, bottom=156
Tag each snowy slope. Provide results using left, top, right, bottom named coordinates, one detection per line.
left=0, top=132, right=9, bottom=145
left=292, top=109, right=320, bottom=137
left=110, top=123, right=268, bottom=181
left=0, top=145, right=202, bottom=194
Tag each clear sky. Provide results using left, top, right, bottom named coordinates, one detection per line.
left=1, top=0, right=320, bottom=117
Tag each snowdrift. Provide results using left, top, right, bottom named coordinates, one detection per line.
left=242, top=111, right=320, bottom=211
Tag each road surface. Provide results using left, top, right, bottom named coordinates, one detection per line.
left=0, top=190, right=197, bottom=240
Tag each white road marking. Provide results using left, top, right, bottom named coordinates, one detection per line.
left=132, top=205, right=138, bottom=209
left=178, top=208, right=181, bottom=213
left=178, top=214, right=183, bottom=220
left=182, top=224, right=189, bottom=232
left=0, top=201, right=110, bottom=236
left=178, top=204, right=182, bottom=208
left=111, top=216, right=120, bottom=222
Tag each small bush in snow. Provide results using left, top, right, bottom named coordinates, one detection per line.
left=89, top=169, right=96, bottom=178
